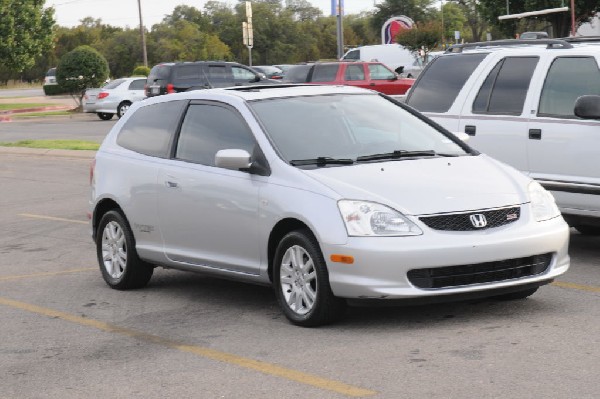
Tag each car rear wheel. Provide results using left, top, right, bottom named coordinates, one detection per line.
left=573, top=224, right=600, bottom=236
left=97, top=112, right=114, bottom=120
left=117, top=101, right=132, bottom=118
left=96, top=210, right=153, bottom=290
left=273, top=229, right=346, bottom=327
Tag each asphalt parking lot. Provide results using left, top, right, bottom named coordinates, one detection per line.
left=1, top=126, right=599, bottom=398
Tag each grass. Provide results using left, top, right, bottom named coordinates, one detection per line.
left=0, top=139, right=99, bottom=151
left=0, top=103, right=54, bottom=111
left=12, top=111, right=73, bottom=118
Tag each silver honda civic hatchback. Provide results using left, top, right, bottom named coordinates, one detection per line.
left=89, top=85, right=570, bottom=326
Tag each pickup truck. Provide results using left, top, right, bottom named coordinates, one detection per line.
left=405, top=38, right=600, bottom=235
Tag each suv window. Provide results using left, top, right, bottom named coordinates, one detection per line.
left=368, top=64, right=395, bottom=80
left=407, top=53, right=487, bottom=113
left=148, top=65, right=170, bottom=81
left=539, top=56, right=600, bottom=118
left=174, top=65, right=201, bottom=81
left=283, top=65, right=311, bottom=83
left=232, top=66, right=256, bottom=81
left=117, top=101, right=185, bottom=158
left=345, top=64, right=365, bottom=81
left=128, top=79, right=146, bottom=90
left=176, top=104, right=256, bottom=167
left=472, top=57, right=538, bottom=115
left=311, top=64, right=339, bottom=82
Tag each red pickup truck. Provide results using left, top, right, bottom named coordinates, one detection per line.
left=282, top=61, right=414, bottom=95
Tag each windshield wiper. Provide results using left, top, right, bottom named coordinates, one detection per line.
left=356, top=150, right=437, bottom=162
left=290, top=157, right=355, bottom=167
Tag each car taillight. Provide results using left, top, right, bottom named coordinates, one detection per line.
left=167, top=84, right=175, bottom=94
left=97, top=92, right=109, bottom=99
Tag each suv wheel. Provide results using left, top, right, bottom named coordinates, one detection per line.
left=117, top=101, right=132, bottom=118
left=273, top=229, right=346, bottom=327
left=96, top=210, right=153, bottom=289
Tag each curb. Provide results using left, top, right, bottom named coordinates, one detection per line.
left=0, top=146, right=96, bottom=159
left=0, top=105, right=74, bottom=122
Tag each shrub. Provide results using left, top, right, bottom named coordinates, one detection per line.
left=132, top=65, right=150, bottom=77
left=43, top=84, right=68, bottom=96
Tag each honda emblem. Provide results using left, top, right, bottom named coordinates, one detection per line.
left=470, top=214, right=487, bottom=228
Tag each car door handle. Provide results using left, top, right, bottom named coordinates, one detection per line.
left=165, top=181, right=178, bottom=188
left=465, top=125, right=476, bottom=136
left=529, top=129, right=542, bottom=140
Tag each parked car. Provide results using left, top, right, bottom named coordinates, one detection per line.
left=341, top=44, right=427, bottom=78
left=252, top=65, right=284, bottom=79
left=145, top=61, right=273, bottom=97
left=283, top=61, right=414, bottom=95
left=89, top=85, right=569, bottom=327
left=83, top=77, right=146, bottom=120
left=405, top=38, right=600, bottom=234
left=44, top=67, right=57, bottom=85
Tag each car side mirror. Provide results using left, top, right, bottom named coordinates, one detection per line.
left=395, top=66, right=404, bottom=75
left=215, top=149, right=252, bottom=171
left=574, top=95, right=600, bottom=119
left=253, top=74, right=262, bottom=82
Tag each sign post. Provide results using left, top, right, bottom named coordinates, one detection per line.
left=243, top=2, right=254, bottom=67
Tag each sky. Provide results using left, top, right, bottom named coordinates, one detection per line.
left=45, top=0, right=378, bottom=28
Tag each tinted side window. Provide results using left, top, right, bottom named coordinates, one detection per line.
left=128, top=79, right=146, bottom=90
left=473, top=57, right=538, bottom=115
left=283, top=65, right=311, bottom=83
left=345, top=64, right=365, bottom=81
left=311, top=64, right=339, bottom=82
left=407, top=53, right=487, bottom=113
left=539, top=57, right=600, bottom=118
left=174, top=65, right=201, bottom=80
left=148, top=65, right=170, bottom=82
left=176, top=104, right=256, bottom=167
left=368, top=64, right=395, bottom=80
left=117, top=101, right=185, bottom=158
left=232, top=66, right=257, bottom=82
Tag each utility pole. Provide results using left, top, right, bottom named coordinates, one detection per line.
left=243, top=2, right=254, bottom=66
left=137, top=0, right=148, bottom=67
left=440, top=0, right=444, bottom=49
left=335, top=0, right=344, bottom=59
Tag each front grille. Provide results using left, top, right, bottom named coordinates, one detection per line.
left=407, top=253, right=553, bottom=289
left=419, top=206, right=520, bottom=231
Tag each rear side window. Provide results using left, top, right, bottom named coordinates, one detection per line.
left=117, top=101, right=185, bottom=158
left=472, top=57, right=538, bottom=115
left=539, top=56, right=600, bottom=118
left=128, top=79, right=146, bottom=90
left=174, top=65, right=201, bottom=80
left=283, top=65, right=311, bottom=83
left=148, top=65, right=170, bottom=81
left=345, top=64, right=365, bottom=81
left=176, top=104, right=256, bottom=167
left=311, top=64, right=339, bottom=82
left=407, top=53, right=487, bottom=113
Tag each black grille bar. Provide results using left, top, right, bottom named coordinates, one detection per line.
left=407, top=253, right=553, bottom=289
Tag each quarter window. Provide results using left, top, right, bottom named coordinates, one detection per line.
left=117, top=101, right=185, bottom=158
left=176, top=104, right=256, bottom=167
left=472, top=57, right=538, bottom=115
left=538, top=57, right=600, bottom=117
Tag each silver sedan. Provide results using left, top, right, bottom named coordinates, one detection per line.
left=83, top=77, right=146, bottom=120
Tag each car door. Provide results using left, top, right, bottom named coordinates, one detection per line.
left=341, top=63, right=369, bottom=90
left=527, top=54, right=600, bottom=212
left=157, top=101, right=264, bottom=274
left=127, top=78, right=147, bottom=102
left=366, top=63, right=400, bottom=95
left=457, top=56, right=540, bottom=173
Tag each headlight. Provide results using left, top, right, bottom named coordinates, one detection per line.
left=338, top=200, right=422, bottom=237
left=528, top=181, right=560, bottom=222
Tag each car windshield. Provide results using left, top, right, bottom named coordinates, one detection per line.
left=249, top=93, right=469, bottom=166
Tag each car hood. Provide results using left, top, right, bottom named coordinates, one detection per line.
left=303, top=155, right=529, bottom=215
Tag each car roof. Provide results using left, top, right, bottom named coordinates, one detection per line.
left=139, top=84, right=377, bottom=105
left=444, top=38, right=600, bottom=57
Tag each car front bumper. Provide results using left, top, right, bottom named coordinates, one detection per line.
left=323, top=216, right=570, bottom=299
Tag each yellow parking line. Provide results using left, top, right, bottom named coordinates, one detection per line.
left=0, top=268, right=96, bottom=282
left=0, top=297, right=377, bottom=397
left=18, top=213, right=88, bottom=225
left=552, top=281, right=600, bottom=294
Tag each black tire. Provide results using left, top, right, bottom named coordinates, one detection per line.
left=273, top=229, right=346, bottom=327
left=493, top=287, right=538, bottom=301
left=117, top=101, right=132, bottom=118
left=97, top=112, right=114, bottom=121
left=96, top=210, right=153, bottom=290
left=573, top=224, right=600, bottom=236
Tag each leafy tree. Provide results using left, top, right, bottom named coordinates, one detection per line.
left=56, top=45, right=109, bottom=109
left=132, top=65, right=150, bottom=76
left=396, top=21, right=442, bottom=58
left=0, top=0, right=55, bottom=72
left=447, top=0, right=486, bottom=42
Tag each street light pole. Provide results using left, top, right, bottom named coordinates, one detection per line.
left=137, top=0, right=148, bottom=67
left=336, top=0, right=344, bottom=59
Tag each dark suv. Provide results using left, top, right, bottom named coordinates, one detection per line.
left=146, top=61, right=273, bottom=97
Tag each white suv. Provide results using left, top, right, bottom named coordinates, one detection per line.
left=405, top=39, right=600, bottom=235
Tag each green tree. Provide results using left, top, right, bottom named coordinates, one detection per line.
left=396, top=21, right=442, bottom=58
left=0, top=0, right=55, bottom=72
left=447, top=0, right=486, bottom=42
left=132, top=65, right=150, bottom=76
left=56, top=45, right=109, bottom=109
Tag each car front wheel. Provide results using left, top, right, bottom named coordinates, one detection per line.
left=96, top=210, right=153, bottom=290
left=117, top=101, right=132, bottom=118
left=273, top=229, right=345, bottom=327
